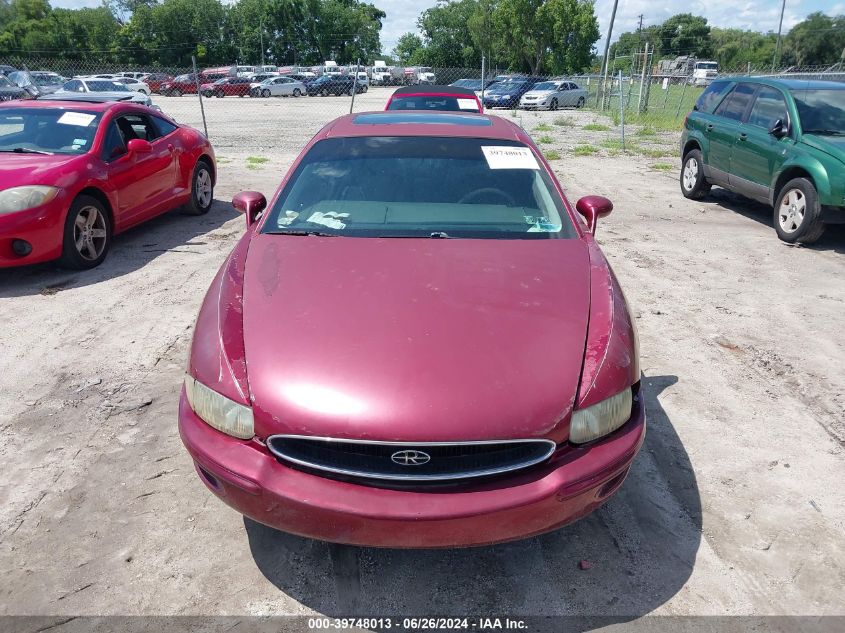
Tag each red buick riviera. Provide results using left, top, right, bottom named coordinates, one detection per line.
left=0, top=98, right=215, bottom=269
left=179, top=111, right=645, bottom=548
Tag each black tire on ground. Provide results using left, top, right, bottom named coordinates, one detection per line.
left=577, top=96, right=585, bottom=108
left=60, top=195, right=112, bottom=270
left=293, top=88, right=301, bottom=96
left=773, top=177, right=826, bottom=244
left=362, top=85, right=368, bottom=93
left=321, top=88, right=329, bottom=97
left=183, top=159, right=214, bottom=216
left=215, top=90, right=224, bottom=98
left=171, top=88, right=182, bottom=97
left=680, top=149, right=711, bottom=200
left=549, top=98, right=558, bottom=111
left=261, top=88, right=270, bottom=98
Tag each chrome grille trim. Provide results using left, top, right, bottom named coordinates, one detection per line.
left=266, top=434, right=557, bottom=482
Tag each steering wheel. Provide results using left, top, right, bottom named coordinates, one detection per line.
left=458, top=187, right=516, bottom=206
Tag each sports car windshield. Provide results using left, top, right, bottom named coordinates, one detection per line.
left=0, top=108, right=102, bottom=155
left=263, top=136, right=575, bottom=239
left=388, top=95, right=479, bottom=112
left=791, top=89, right=845, bottom=134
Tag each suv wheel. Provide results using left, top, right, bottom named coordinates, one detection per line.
left=773, top=178, right=826, bottom=244
left=680, top=149, right=711, bottom=199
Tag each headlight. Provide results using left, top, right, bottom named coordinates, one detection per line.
left=0, top=185, right=59, bottom=214
left=569, top=388, right=633, bottom=444
left=184, top=375, right=254, bottom=439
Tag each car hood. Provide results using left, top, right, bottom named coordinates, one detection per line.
left=801, top=134, right=845, bottom=163
left=0, top=152, right=84, bottom=187
left=242, top=235, right=591, bottom=442
left=53, top=89, right=148, bottom=103
left=522, top=90, right=554, bottom=98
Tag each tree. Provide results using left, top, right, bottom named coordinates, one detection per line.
left=783, top=12, right=845, bottom=67
left=393, top=32, right=422, bottom=65
left=657, top=13, right=711, bottom=58
left=416, top=0, right=481, bottom=68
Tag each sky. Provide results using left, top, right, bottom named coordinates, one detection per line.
left=53, top=0, right=841, bottom=56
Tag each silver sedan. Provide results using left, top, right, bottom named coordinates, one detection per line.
left=251, top=76, right=306, bottom=98
left=520, top=80, right=588, bottom=110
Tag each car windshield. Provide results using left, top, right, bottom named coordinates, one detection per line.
left=33, top=74, right=62, bottom=85
left=87, top=80, right=128, bottom=92
left=533, top=82, right=557, bottom=91
left=489, top=81, right=526, bottom=93
left=174, top=74, right=191, bottom=82
left=0, top=75, right=14, bottom=88
left=696, top=63, right=718, bottom=70
left=0, top=107, right=102, bottom=155
left=792, top=88, right=845, bottom=134
left=263, top=136, right=575, bottom=239
left=388, top=95, right=478, bottom=112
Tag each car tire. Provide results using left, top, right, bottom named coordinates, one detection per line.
left=293, top=88, right=301, bottom=97
left=183, top=159, right=214, bottom=216
left=362, top=85, right=368, bottom=93
left=261, top=89, right=270, bottom=98
left=321, top=88, right=329, bottom=97
left=215, top=90, right=224, bottom=98
left=347, top=87, right=354, bottom=96
left=680, top=149, right=711, bottom=200
left=549, top=98, right=558, bottom=111
left=171, top=89, right=182, bottom=97
left=60, top=195, right=112, bottom=270
left=773, top=178, right=826, bottom=244
left=577, top=96, right=585, bottom=108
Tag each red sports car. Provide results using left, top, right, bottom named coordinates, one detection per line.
left=386, top=84, right=483, bottom=113
left=200, top=77, right=252, bottom=98
left=180, top=111, right=644, bottom=548
left=0, top=98, right=215, bottom=269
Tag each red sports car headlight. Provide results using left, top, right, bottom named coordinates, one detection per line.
left=0, top=185, right=59, bottom=214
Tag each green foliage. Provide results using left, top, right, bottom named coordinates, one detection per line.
left=650, top=162, right=673, bottom=170
left=783, top=12, right=845, bottom=67
left=394, top=32, right=423, bottom=65
left=544, top=149, right=561, bottom=160
left=572, top=144, right=598, bottom=156
left=536, top=134, right=554, bottom=144
left=553, top=115, right=574, bottom=126
left=582, top=122, right=609, bottom=131
left=657, top=14, right=711, bottom=58
left=534, top=123, right=552, bottom=131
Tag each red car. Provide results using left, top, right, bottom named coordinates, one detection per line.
left=386, top=84, right=483, bottom=113
left=200, top=77, right=252, bottom=98
left=179, top=111, right=644, bottom=548
left=0, top=97, right=215, bottom=269
left=142, top=73, right=173, bottom=94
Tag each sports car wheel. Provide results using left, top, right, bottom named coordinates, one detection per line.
left=60, top=195, right=111, bottom=270
left=184, top=160, right=214, bottom=216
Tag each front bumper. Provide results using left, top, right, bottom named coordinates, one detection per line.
left=0, top=195, right=68, bottom=268
left=520, top=99, right=548, bottom=110
left=179, top=387, right=646, bottom=548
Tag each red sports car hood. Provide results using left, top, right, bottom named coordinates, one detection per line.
left=243, top=235, right=591, bottom=442
left=0, top=152, right=84, bottom=187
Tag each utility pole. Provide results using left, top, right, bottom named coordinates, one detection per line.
left=260, top=17, right=265, bottom=67
left=598, top=0, right=619, bottom=108
left=637, top=14, right=644, bottom=44
left=772, top=0, right=786, bottom=73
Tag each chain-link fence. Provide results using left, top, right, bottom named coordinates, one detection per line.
left=2, top=57, right=844, bottom=158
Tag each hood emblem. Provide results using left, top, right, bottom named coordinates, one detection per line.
left=391, top=449, right=431, bottom=466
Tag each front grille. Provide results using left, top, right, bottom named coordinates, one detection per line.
left=266, top=435, right=556, bottom=482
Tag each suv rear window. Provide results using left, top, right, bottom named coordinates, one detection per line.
left=694, top=80, right=734, bottom=114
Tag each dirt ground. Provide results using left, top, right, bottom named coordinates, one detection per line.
left=1, top=92, right=844, bottom=620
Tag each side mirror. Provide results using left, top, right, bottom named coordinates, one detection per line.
left=126, top=138, right=152, bottom=154
left=769, top=118, right=788, bottom=138
left=232, top=191, right=267, bottom=226
left=575, top=195, right=613, bottom=235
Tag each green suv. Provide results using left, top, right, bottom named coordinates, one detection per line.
left=680, top=78, right=845, bottom=243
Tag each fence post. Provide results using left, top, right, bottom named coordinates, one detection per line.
left=637, top=43, right=648, bottom=113
left=619, top=70, right=625, bottom=152
left=674, top=81, right=687, bottom=119
left=481, top=55, right=486, bottom=103
left=192, top=56, right=208, bottom=138
left=350, top=58, right=360, bottom=114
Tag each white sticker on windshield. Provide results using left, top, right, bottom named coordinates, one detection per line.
left=57, top=112, right=96, bottom=127
left=457, top=98, right=477, bottom=110
left=306, top=211, right=349, bottom=229
left=482, top=146, right=539, bottom=170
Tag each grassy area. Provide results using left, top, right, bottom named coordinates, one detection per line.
left=534, top=123, right=553, bottom=132
left=637, top=146, right=674, bottom=158
left=636, top=126, right=658, bottom=136
left=553, top=116, right=574, bottom=127
left=246, top=156, right=269, bottom=170
left=572, top=144, right=599, bottom=156
left=544, top=149, right=562, bottom=160
left=537, top=135, right=554, bottom=144
left=596, top=83, right=704, bottom=131
left=583, top=123, right=611, bottom=132
left=651, top=162, right=674, bottom=170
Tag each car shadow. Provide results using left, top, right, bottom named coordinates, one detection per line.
left=708, top=188, right=845, bottom=254
left=245, top=374, right=699, bottom=626
left=0, top=200, right=238, bottom=298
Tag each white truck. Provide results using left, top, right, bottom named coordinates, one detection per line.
left=322, top=61, right=342, bottom=77
left=692, top=61, right=719, bottom=86
left=406, top=66, right=436, bottom=85
left=371, top=61, right=392, bottom=86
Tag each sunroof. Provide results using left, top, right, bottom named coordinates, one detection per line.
left=353, top=113, right=492, bottom=126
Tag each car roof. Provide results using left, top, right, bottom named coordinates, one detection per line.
left=1, top=97, right=133, bottom=111
left=392, top=85, right=477, bottom=97
left=321, top=111, right=527, bottom=142
left=728, top=76, right=845, bottom=90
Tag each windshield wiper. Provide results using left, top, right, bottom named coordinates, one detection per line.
left=266, top=229, right=338, bottom=237
left=803, top=129, right=845, bottom=136
left=429, top=231, right=451, bottom=238
left=0, top=147, right=53, bottom=155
